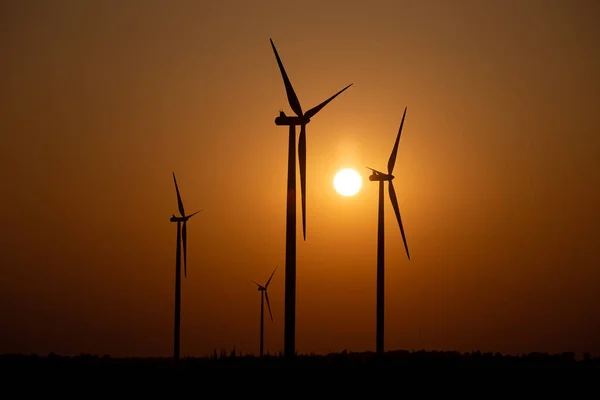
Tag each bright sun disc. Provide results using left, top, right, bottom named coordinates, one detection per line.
left=334, top=168, right=362, bottom=196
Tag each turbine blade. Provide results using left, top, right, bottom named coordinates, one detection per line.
left=387, top=107, right=407, bottom=175
left=265, top=266, right=277, bottom=288
left=299, top=125, right=307, bottom=241
left=388, top=180, right=410, bottom=260
left=187, top=209, right=203, bottom=219
left=182, top=221, right=188, bottom=277
left=172, top=172, right=186, bottom=217
left=304, top=84, right=353, bottom=120
left=366, top=167, right=384, bottom=175
left=252, top=280, right=263, bottom=289
left=265, top=290, right=273, bottom=322
left=270, top=38, right=303, bottom=116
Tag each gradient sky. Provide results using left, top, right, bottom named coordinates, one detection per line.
left=1, top=0, right=599, bottom=358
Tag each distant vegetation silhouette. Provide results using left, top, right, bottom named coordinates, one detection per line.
left=2, top=350, right=598, bottom=369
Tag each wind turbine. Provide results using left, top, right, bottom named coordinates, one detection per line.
left=169, top=172, right=202, bottom=362
left=253, top=267, right=277, bottom=358
left=270, top=38, right=352, bottom=357
left=367, top=107, right=411, bottom=357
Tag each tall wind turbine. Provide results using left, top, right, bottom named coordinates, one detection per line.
left=253, top=267, right=277, bottom=357
left=169, top=172, right=202, bottom=362
left=270, top=38, right=352, bottom=357
left=367, top=107, right=411, bottom=357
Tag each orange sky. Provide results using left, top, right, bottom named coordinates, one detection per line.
left=1, top=0, right=599, bottom=357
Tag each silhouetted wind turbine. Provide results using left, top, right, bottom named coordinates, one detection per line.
left=253, top=267, right=277, bottom=357
left=169, top=172, right=202, bottom=362
left=367, top=107, right=411, bottom=357
left=270, top=38, right=352, bottom=357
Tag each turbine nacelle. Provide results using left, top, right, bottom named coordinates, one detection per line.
left=367, top=167, right=394, bottom=181
left=368, top=173, right=394, bottom=181
left=169, top=215, right=190, bottom=223
left=170, top=210, right=202, bottom=223
left=170, top=214, right=186, bottom=222
left=253, top=281, right=267, bottom=291
left=274, top=111, right=311, bottom=126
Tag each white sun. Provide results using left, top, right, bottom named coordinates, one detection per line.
left=333, top=168, right=362, bottom=196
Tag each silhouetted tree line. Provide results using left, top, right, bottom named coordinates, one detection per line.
left=1, top=350, right=599, bottom=369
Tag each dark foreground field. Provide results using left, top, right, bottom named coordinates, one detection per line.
left=2, top=350, right=599, bottom=369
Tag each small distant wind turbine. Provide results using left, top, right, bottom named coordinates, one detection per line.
left=270, top=38, right=352, bottom=357
left=169, top=172, right=202, bottom=362
left=253, top=266, right=277, bottom=358
left=367, top=107, right=411, bottom=356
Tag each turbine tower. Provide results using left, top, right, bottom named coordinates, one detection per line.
left=270, top=38, right=352, bottom=357
left=366, top=107, right=411, bottom=357
left=253, top=267, right=277, bottom=357
left=169, top=172, right=202, bottom=362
